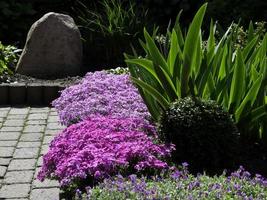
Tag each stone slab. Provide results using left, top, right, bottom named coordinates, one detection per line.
left=0, top=184, right=30, bottom=198
left=8, top=159, right=36, bottom=171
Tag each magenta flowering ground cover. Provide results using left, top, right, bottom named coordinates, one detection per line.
left=52, top=71, right=150, bottom=126
left=38, top=116, right=174, bottom=187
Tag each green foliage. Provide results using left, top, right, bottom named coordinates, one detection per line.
left=0, top=42, right=21, bottom=76
left=125, top=3, right=267, bottom=142
left=75, top=0, right=149, bottom=67
left=76, top=0, right=147, bottom=37
left=158, top=97, right=239, bottom=173
left=106, top=67, right=129, bottom=75
left=85, top=168, right=267, bottom=200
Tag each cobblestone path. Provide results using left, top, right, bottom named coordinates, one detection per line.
left=0, top=107, right=65, bottom=200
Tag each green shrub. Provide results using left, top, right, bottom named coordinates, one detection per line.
left=0, top=42, right=21, bottom=76
left=125, top=3, right=267, bottom=142
left=158, top=97, right=240, bottom=173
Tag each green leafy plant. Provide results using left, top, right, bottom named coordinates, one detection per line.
left=0, top=42, right=21, bottom=76
left=125, top=3, right=267, bottom=142
left=158, top=97, right=240, bottom=173
left=75, top=0, right=149, bottom=66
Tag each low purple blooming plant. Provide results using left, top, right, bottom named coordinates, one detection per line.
left=80, top=165, right=267, bottom=200
left=38, top=116, right=174, bottom=190
left=52, top=71, right=150, bottom=126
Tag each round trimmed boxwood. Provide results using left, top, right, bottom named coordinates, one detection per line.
left=158, top=97, right=240, bottom=174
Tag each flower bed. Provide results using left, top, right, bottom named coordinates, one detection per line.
left=52, top=71, right=150, bottom=126
left=79, top=165, right=267, bottom=200
left=38, top=116, right=173, bottom=189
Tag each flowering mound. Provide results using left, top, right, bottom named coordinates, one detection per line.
left=38, top=116, right=174, bottom=187
left=52, top=71, right=150, bottom=126
left=82, top=166, right=267, bottom=200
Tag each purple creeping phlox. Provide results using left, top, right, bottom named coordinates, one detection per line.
left=37, top=116, right=174, bottom=187
left=52, top=71, right=151, bottom=126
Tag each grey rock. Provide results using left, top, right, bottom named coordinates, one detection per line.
left=16, top=12, right=82, bottom=78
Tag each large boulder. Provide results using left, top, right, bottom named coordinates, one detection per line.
left=16, top=12, right=82, bottom=78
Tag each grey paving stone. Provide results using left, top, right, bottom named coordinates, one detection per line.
left=47, top=115, right=60, bottom=123
left=3, top=119, right=25, bottom=127
left=34, top=167, right=41, bottom=179
left=28, top=113, right=48, bottom=120
left=26, top=120, right=47, bottom=125
left=40, top=145, right=49, bottom=155
left=0, top=111, right=9, bottom=117
left=0, top=132, right=20, bottom=140
left=0, top=147, right=14, bottom=158
left=20, top=133, right=43, bottom=142
left=0, top=126, right=23, bottom=132
left=23, top=125, right=46, bottom=133
left=47, top=123, right=64, bottom=130
left=43, top=136, right=55, bottom=144
left=9, top=108, right=29, bottom=115
left=0, top=184, right=30, bottom=198
left=17, top=141, right=42, bottom=148
left=32, top=179, right=59, bottom=188
left=0, top=107, right=10, bottom=112
left=8, top=159, right=36, bottom=171
left=0, top=158, right=11, bottom=166
left=0, top=140, right=17, bottom=147
left=0, top=166, right=7, bottom=177
left=44, top=129, right=61, bottom=136
left=0, top=117, right=4, bottom=122
left=29, top=108, right=50, bottom=113
left=13, top=148, right=39, bottom=159
left=6, top=114, right=27, bottom=119
left=30, top=188, right=59, bottom=200
left=4, top=170, right=34, bottom=184
left=37, top=157, right=43, bottom=167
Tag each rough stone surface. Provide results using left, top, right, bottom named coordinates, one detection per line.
left=0, top=166, right=7, bottom=177
left=0, top=184, right=31, bottom=198
left=4, top=170, right=34, bottom=184
left=30, top=188, right=60, bottom=200
left=0, top=140, right=17, bottom=146
left=0, top=132, right=21, bottom=140
left=16, top=12, right=82, bottom=78
left=17, top=141, right=42, bottom=148
left=0, top=158, right=11, bottom=166
left=8, top=159, right=36, bottom=171
left=20, top=133, right=43, bottom=142
left=13, top=148, right=39, bottom=159
left=33, top=179, right=59, bottom=188
left=0, top=147, right=14, bottom=157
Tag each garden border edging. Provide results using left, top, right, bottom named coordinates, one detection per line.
left=0, top=83, right=65, bottom=106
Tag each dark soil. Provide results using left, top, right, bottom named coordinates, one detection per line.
left=0, top=72, right=82, bottom=87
